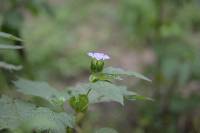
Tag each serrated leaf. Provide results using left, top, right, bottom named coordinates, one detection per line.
left=70, top=81, right=137, bottom=105
left=0, top=32, right=23, bottom=41
left=0, top=44, right=23, bottom=50
left=125, top=95, right=154, bottom=101
left=19, top=108, right=75, bottom=132
left=103, top=67, right=151, bottom=82
left=0, top=61, right=22, bottom=71
left=13, top=79, right=70, bottom=104
left=0, top=96, right=75, bottom=132
left=89, top=73, right=122, bottom=82
left=95, top=127, right=118, bottom=133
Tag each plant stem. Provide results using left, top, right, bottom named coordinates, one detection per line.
left=86, top=88, right=92, bottom=96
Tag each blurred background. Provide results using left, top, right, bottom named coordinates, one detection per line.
left=0, top=0, right=200, bottom=132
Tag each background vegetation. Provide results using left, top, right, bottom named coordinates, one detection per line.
left=1, top=0, right=200, bottom=133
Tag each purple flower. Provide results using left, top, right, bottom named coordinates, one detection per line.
left=88, top=52, right=110, bottom=60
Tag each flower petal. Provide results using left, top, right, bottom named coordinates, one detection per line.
left=88, top=52, right=110, bottom=60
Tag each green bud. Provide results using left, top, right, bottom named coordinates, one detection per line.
left=69, top=94, right=89, bottom=113
left=90, top=59, right=104, bottom=73
left=96, top=60, right=104, bottom=72
left=90, top=59, right=97, bottom=72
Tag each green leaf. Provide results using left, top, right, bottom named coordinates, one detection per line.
left=70, top=81, right=137, bottom=105
left=69, top=94, right=89, bottom=113
left=89, top=73, right=122, bottom=83
left=0, top=95, right=75, bottom=132
left=0, top=32, right=23, bottom=41
left=13, top=79, right=69, bottom=104
left=0, top=61, right=22, bottom=71
left=95, top=127, right=118, bottom=133
left=125, top=95, right=154, bottom=101
left=0, top=44, right=23, bottom=50
left=103, top=67, right=151, bottom=82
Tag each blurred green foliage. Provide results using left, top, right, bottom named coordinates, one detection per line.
left=0, top=0, right=53, bottom=88
left=121, top=0, right=200, bottom=132
left=1, top=0, right=200, bottom=132
left=22, top=2, right=95, bottom=79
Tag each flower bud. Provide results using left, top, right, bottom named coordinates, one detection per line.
left=90, top=59, right=97, bottom=72
left=90, top=59, right=104, bottom=73
left=96, top=60, right=104, bottom=72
